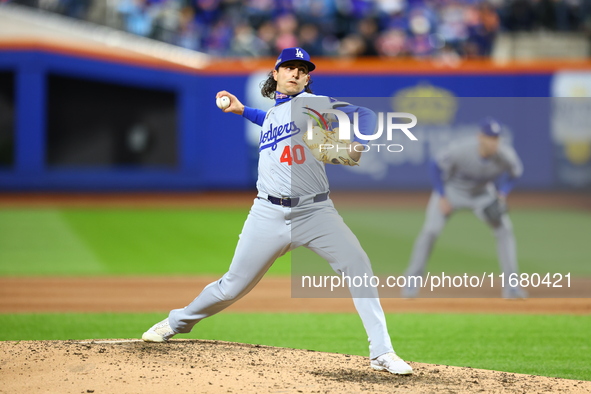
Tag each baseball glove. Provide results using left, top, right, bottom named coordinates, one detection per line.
left=483, top=198, right=507, bottom=227
left=303, top=126, right=359, bottom=166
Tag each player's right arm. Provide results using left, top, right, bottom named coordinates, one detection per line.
left=333, top=103, right=377, bottom=163
left=496, top=146, right=524, bottom=199
left=215, top=90, right=266, bottom=126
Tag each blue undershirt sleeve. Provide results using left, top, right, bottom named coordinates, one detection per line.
left=337, top=105, right=377, bottom=143
left=242, top=106, right=266, bottom=127
left=497, top=173, right=516, bottom=196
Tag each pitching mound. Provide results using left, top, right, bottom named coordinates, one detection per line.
left=1, top=340, right=589, bottom=393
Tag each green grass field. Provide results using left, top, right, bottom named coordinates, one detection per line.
left=1, top=207, right=590, bottom=381
left=1, top=208, right=589, bottom=276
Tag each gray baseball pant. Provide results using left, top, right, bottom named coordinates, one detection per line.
left=169, top=197, right=395, bottom=359
left=405, top=190, right=519, bottom=288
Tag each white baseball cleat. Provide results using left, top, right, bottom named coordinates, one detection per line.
left=142, top=318, right=176, bottom=342
left=371, top=352, right=413, bottom=375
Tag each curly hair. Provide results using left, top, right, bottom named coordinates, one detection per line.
left=260, top=71, right=314, bottom=99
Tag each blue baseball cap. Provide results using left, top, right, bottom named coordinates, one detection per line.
left=480, top=117, right=502, bottom=137
left=274, top=47, right=316, bottom=72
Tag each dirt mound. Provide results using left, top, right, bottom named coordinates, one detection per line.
left=1, top=339, right=589, bottom=393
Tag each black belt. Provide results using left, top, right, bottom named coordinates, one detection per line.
left=267, top=192, right=329, bottom=207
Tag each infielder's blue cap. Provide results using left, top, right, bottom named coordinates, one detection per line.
left=480, top=117, right=502, bottom=137
left=275, top=47, right=316, bottom=72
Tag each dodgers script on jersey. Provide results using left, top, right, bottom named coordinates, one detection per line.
left=257, top=92, right=331, bottom=198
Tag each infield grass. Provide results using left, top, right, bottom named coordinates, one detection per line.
left=0, top=312, right=589, bottom=381
left=1, top=208, right=590, bottom=276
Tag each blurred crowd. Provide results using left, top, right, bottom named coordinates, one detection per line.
left=4, top=0, right=591, bottom=59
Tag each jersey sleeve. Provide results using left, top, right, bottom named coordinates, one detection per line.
left=434, top=144, right=457, bottom=178
left=332, top=103, right=377, bottom=143
left=242, top=106, right=267, bottom=127
left=503, top=145, right=524, bottom=179
left=497, top=145, right=524, bottom=195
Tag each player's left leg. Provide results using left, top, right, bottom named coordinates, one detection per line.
left=294, top=200, right=412, bottom=374
left=403, top=192, right=449, bottom=297
left=143, top=198, right=293, bottom=342
left=474, top=196, right=526, bottom=298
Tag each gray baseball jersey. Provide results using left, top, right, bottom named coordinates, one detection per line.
left=436, top=136, right=523, bottom=197
left=257, top=92, right=330, bottom=198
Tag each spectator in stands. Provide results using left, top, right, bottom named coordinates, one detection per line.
left=298, top=23, right=325, bottom=56
left=229, top=22, right=270, bottom=56
left=465, top=2, right=500, bottom=57
left=356, top=17, right=380, bottom=56
left=273, top=13, right=299, bottom=52
left=502, top=0, right=536, bottom=30
left=407, top=6, right=438, bottom=57
left=175, top=4, right=201, bottom=50
left=293, top=0, right=337, bottom=28
left=243, top=0, right=274, bottom=29
left=117, top=0, right=155, bottom=37
left=150, top=0, right=182, bottom=44
left=438, top=2, right=469, bottom=56
left=338, top=33, right=367, bottom=57
left=375, top=28, right=408, bottom=57
left=255, top=19, right=277, bottom=55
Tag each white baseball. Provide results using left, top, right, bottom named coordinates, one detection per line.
left=216, top=96, right=230, bottom=110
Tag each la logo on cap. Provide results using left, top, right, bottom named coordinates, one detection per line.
left=274, top=47, right=316, bottom=71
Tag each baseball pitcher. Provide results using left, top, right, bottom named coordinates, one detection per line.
left=142, top=47, right=413, bottom=375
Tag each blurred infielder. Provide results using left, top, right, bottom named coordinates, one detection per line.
left=403, top=118, right=526, bottom=299
left=142, top=47, right=413, bottom=375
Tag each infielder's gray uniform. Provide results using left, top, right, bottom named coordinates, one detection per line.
left=404, top=135, right=523, bottom=294
left=169, top=93, right=395, bottom=359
